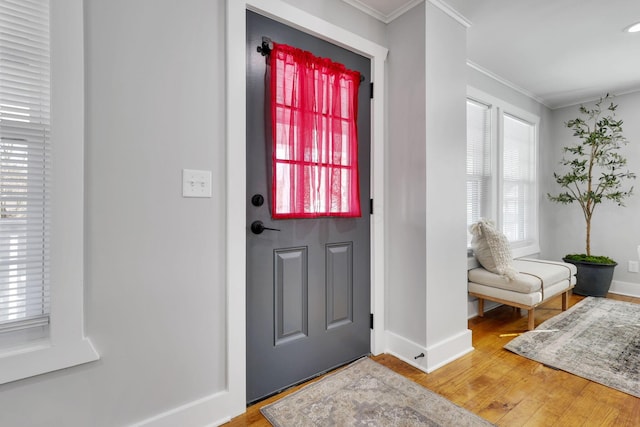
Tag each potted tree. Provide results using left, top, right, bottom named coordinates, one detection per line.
left=548, top=95, right=635, bottom=296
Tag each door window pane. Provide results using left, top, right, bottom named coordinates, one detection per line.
left=270, top=43, right=361, bottom=218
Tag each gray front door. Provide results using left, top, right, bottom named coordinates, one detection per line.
left=246, top=10, right=372, bottom=404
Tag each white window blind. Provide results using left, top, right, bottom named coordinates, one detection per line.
left=502, top=114, right=536, bottom=246
left=466, top=89, right=539, bottom=257
left=0, top=0, right=50, bottom=333
left=466, top=99, right=492, bottom=246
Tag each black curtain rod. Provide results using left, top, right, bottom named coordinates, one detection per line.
left=257, top=36, right=364, bottom=83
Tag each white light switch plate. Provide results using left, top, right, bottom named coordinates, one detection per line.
left=182, top=169, right=212, bottom=198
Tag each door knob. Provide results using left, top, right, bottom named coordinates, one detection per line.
left=251, top=220, right=281, bottom=234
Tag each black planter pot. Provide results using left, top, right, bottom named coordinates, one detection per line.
left=563, top=258, right=617, bottom=297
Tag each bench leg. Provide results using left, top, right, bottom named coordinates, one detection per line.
left=527, top=309, right=535, bottom=330
left=477, top=298, right=484, bottom=317
left=562, top=291, right=569, bottom=311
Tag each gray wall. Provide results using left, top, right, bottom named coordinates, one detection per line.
left=467, top=68, right=554, bottom=254
left=282, top=0, right=387, bottom=46
left=386, top=2, right=427, bottom=346
left=540, top=92, right=640, bottom=292
left=386, top=1, right=471, bottom=365
left=84, top=0, right=227, bottom=421
left=465, top=67, right=553, bottom=316
left=469, top=67, right=640, bottom=295
left=3, top=0, right=593, bottom=424
left=0, top=1, right=227, bottom=426
left=0, top=1, right=388, bottom=426
left=467, top=68, right=551, bottom=122
left=424, top=1, right=469, bottom=348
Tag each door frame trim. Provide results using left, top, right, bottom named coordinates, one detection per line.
left=226, top=0, right=388, bottom=412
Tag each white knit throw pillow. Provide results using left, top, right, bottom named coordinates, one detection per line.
left=469, top=219, right=517, bottom=280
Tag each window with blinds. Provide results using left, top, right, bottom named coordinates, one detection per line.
left=0, top=0, right=50, bottom=333
left=502, top=113, right=536, bottom=245
left=466, top=91, right=539, bottom=256
left=466, top=99, right=492, bottom=246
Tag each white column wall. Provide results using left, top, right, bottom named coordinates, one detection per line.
left=385, top=2, right=472, bottom=371
left=423, top=1, right=473, bottom=369
left=386, top=3, right=428, bottom=347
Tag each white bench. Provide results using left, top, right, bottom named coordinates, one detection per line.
left=468, top=258, right=577, bottom=330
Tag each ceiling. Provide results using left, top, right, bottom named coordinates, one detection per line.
left=345, top=0, right=640, bottom=109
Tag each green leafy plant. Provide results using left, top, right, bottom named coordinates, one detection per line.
left=548, top=95, right=635, bottom=262
left=563, top=254, right=616, bottom=265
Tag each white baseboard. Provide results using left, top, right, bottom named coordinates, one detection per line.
left=384, top=330, right=428, bottom=371
left=424, top=329, right=474, bottom=372
left=609, top=280, right=640, bottom=298
left=385, top=329, right=473, bottom=373
left=130, top=390, right=233, bottom=427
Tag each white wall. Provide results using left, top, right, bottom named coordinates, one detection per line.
left=541, top=91, right=640, bottom=295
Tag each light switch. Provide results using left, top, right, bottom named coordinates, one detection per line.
left=182, top=169, right=212, bottom=198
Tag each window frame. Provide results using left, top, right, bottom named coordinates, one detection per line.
left=466, top=87, right=540, bottom=259
left=0, top=0, right=99, bottom=384
left=0, top=0, right=51, bottom=335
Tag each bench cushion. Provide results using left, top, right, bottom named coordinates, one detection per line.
left=468, top=258, right=577, bottom=295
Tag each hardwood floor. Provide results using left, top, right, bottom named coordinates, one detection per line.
left=226, top=293, right=640, bottom=426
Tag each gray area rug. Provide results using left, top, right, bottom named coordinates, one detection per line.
left=505, top=297, right=640, bottom=397
left=260, top=357, right=493, bottom=426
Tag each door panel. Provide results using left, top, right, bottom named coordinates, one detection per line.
left=246, top=10, right=371, bottom=404
left=326, top=242, right=353, bottom=329
left=274, top=247, right=308, bottom=345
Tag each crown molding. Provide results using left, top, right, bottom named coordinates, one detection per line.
left=427, top=0, right=470, bottom=28
left=342, top=0, right=471, bottom=28
left=342, top=0, right=470, bottom=26
left=342, top=0, right=423, bottom=23
left=467, top=60, right=550, bottom=108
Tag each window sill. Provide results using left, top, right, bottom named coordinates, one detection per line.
left=0, top=336, right=99, bottom=384
left=511, top=243, right=540, bottom=259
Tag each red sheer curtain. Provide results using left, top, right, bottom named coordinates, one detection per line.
left=270, top=42, right=361, bottom=219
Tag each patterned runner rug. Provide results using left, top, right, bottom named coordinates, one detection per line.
left=505, top=297, right=640, bottom=397
left=260, top=357, right=493, bottom=426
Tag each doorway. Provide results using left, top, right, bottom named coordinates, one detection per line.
left=225, top=0, right=388, bottom=412
left=246, top=10, right=371, bottom=403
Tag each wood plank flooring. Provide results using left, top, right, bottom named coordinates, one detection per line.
left=225, top=293, right=640, bottom=426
